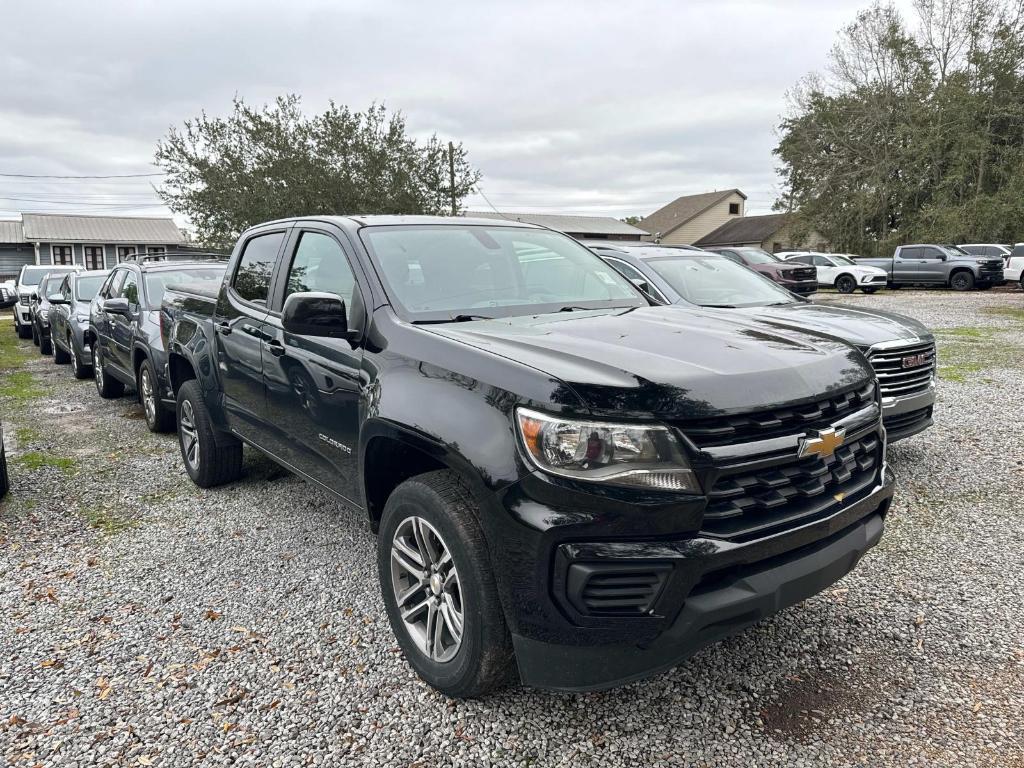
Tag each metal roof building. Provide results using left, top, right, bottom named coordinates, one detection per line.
left=465, top=212, right=648, bottom=240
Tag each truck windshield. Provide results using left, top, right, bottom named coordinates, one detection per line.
left=646, top=255, right=798, bottom=308
left=732, top=248, right=781, bottom=265
left=360, top=225, right=646, bottom=321
left=21, top=266, right=68, bottom=286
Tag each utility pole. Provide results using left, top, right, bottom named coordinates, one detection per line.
left=448, top=141, right=457, bottom=216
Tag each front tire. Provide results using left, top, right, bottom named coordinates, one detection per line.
left=70, top=336, right=91, bottom=379
left=31, top=323, right=39, bottom=346
left=16, top=320, right=31, bottom=339
left=138, top=358, right=174, bottom=432
left=175, top=380, right=243, bottom=488
left=39, top=334, right=51, bottom=356
left=950, top=271, right=975, bottom=291
left=378, top=470, right=515, bottom=698
left=52, top=334, right=70, bottom=364
left=835, top=274, right=857, bottom=294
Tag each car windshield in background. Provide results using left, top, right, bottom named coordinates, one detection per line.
left=647, top=256, right=798, bottom=308
left=734, top=248, right=781, bottom=265
left=20, top=266, right=58, bottom=286
left=360, top=225, right=645, bottom=321
left=76, top=275, right=107, bottom=301
left=144, top=266, right=225, bottom=308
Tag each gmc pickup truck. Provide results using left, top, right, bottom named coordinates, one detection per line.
left=161, top=216, right=894, bottom=697
left=857, top=244, right=1004, bottom=290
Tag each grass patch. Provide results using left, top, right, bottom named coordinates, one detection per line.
left=82, top=507, right=137, bottom=536
left=933, top=326, right=997, bottom=340
left=938, top=363, right=984, bottom=383
left=983, top=306, right=1024, bottom=323
left=0, top=370, right=48, bottom=402
left=16, top=451, right=76, bottom=473
left=0, top=325, right=32, bottom=371
left=14, top=426, right=39, bottom=444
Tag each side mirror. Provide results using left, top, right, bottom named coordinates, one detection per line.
left=282, top=291, right=348, bottom=338
left=630, top=277, right=654, bottom=296
left=48, top=294, right=68, bottom=305
left=103, top=297, right=131, bottom=316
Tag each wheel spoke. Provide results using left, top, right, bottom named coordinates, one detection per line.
left=391, top=546, right=426, bottom=582
left=441, top=594, right=463, bottom=642
left=424, top=600, right=439, bottom=657
left=413, top=518, right=440, bottom=566
left=401, top=595, right=431, bottom=623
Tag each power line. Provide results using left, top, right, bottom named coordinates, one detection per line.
left=0, top=171, right=165, bottom=179
left=0, top=195, right=166, bottom=208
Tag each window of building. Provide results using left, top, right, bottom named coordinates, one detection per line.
left=146, top=246, right=166, bottom=255
left=84, top=246, right=104, bottom=270
left=728, top=203, right=740, bottom=215
left=52, top=245, right=73, bottom=265
left=232, top=232, right=285, bottom=304
left=117, top=246, right=137, bottom=262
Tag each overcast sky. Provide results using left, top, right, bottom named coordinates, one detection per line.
left=0, top=0, right=915, bottom=226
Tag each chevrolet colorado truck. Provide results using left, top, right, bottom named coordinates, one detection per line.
left=857, top=244, right=1004, bottom=290
left=161, top=216, right=894, bottom=697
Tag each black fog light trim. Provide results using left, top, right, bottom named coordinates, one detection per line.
left=565, top=563, right=672, bottom=616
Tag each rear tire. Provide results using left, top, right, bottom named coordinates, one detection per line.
left=138, top=358, right=174, bottom=433
left=378, top=470, right=516, bottom=698
left=887, top=282, right=902, bottom=290
left=92, top=345, right=124, bottom=398
left=835, top=274, right=857, bottom=294
left=39, top=335, right=51, bottom=356
left=16, top=321, right=31, bottom=339
left=31, top=323, right=39, bottom=346
left=950, top=271, right=975, bottom=291
left=862, top=287, right=878, bottom=294
left=175, top=379, right=243, bottom=488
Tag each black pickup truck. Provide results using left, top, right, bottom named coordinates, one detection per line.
left=161, top=216, right=894, bottom=697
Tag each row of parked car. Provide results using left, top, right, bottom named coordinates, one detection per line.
left=6, top=215, right=946, bottom=698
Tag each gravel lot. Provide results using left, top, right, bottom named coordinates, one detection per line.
left=2, top=288, right=1023, bottom=767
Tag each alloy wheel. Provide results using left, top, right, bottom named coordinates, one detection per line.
left=141, top=368, right=156, bottom=425
left=179, top=399, right=200, bottom=471
left=390, top=516, right=464, bottom=663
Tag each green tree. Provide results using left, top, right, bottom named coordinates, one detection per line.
left=775, top=0, right=1024, bottom=255
left=155, top=96, right=482, bottom=247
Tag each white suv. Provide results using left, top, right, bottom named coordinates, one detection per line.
left=12, top=264, right=81, bottom=339
left=779, top=251, right=888, bottom=294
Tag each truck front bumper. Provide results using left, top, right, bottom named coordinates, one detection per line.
left=881, top=385, right=935, bottom=443
left=502, top=467, right=895, bottom=691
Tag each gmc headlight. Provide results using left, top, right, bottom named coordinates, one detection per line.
left=38, top=308, right=49, bottom=320
left=516, top=407, right=700, bottom=491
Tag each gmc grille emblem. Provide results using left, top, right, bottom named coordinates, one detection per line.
left=902, top=354, right=928, bottom=368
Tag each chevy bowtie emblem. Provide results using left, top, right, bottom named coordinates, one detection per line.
left=798, top=427, right=846, bottom=459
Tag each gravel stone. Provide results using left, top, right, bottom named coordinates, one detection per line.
left=2, top=288, right=1023, bottom=766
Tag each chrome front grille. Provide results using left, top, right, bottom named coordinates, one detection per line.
left=702, top=433, right=882, bottom=541
left=678, top=380, right=876, bottom=449
left=868, top=341, right=935, bottom=399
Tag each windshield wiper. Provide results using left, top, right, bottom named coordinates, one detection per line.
left=702, top=303, right=738, bottom=308
left=412, top=313, right=494, bottom=325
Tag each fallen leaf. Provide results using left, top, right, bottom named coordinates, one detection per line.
left=205, top=610, right=221, bottom=621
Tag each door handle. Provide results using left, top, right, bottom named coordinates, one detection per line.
left=216, top=321, right=232, bottom=336
left=266, top=339, right=286, bottom=357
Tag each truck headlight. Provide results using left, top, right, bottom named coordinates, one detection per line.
left=516, top=407, right=700, bottom=491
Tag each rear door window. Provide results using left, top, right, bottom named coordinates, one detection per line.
left=232, top=232, right=285, bottom=305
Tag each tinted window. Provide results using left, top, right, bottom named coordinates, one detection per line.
left=900, top=247, right=921, bottom=259
left=233, top=232, right=284, bottom=304
left=960, top=245, right=985, bottom=256
left=144, top=266, right=225, bottom=309
left=285, top=232, right=357, bottom=306
left=604, top=258, right=646, bottom=284
left=733, top=248, right=781, bottom=265
left=361, top=226, right=643, bottom=321
left=107, top=270, right=127, bottom=299
left=76, top=274, right=107, bottom=301
left=919, top=247, right=944, bottom=260
left=20, top=266, right=66, bottom=286
left=813, top=255, right=832, bottom=267
left=121, top=272, right=140, bottom=308
left=717, top=250, right=743, bottom=265
left=788, top=255, right=813, bottom=264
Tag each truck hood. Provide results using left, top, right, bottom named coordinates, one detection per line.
left=724, top=302, right=932, bottom=350
left=426, top=306, right=873, bottom=420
